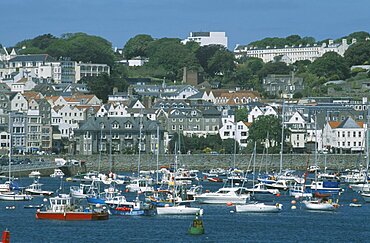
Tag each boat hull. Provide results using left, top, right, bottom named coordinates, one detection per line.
left=36, top=212, right=109, bottom=220
left=302, top=201, right=337, bottom=211
left=157, top=206, right=203, bottom=215
left=235, top=203, right=281, bottom=213
left=109, top=208, right=155, bottom=216
left=0, top=194, right=32, bottom=201
left=195, top=195, right=248, bottom=204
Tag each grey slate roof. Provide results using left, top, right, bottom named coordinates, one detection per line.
left=337, top=117, right=361, bottom=128
left=9, top=54, right=57, bottom=63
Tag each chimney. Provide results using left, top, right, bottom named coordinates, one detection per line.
left=113, top=87, right=118, bottom=95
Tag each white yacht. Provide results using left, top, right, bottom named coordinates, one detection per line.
left=50, top=169, right=65, bottom=178
left=194, top=187, right=250, bottom=204
left=235, top=202, right=282, bottom=213
left=25, top=180, right=53, bottom=196
left=157, top=204, right=203, bottom=215
left=126, top=177, right=154, bottom=193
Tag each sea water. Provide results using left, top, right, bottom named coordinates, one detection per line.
left=0, top=176, right=369, bottom=243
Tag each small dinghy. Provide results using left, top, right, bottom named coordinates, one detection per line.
left=349, top=203, right=362, bottom=207
left=24, top=204, right=44, bottom=209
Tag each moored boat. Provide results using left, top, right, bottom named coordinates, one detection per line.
left=157, top=204, right=203, bottom=215
left=25, top=179, right=53, bottom=196
left=0, top=192, right=33, bottom=201
left=194, top=187, right=249, bottom=204
left=235, top=202, right=282, bottom=213
left=302, top=199, right=339, bottom=211
left=106, top=196, right=155, bottom=216
left=36, top=194, right=109, bottom=220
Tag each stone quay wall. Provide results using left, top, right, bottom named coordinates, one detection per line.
left=73, top=153, right=363, bottom=172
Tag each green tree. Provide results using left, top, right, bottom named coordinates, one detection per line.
left=207, top=49, right=236, bottom=78
left=344, top=41, right=370, bottom=66
left=81, top=73, right=114, bottom=102
left=309, top=52, right=350, bottom=80
left=123, top=34, right=154, bottom=59
left=147, top=38, right=199, bottom=80
left=235, top=108, right=248, bottom=122
left=257, top=62, right=291, bottom=78
left=248, top=115, right=282, bottom=152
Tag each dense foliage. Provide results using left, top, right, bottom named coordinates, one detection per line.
left=168, top=133, right=239, bottom=154
left=9, top=31, right=370, bottom=99
left=16, top=33, right=115, bottom=66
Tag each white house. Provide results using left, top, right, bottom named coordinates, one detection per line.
left=219, top=121, right=250, bottom=147
left=182, top=32, right=228, bottom=48
left=248, top=105, right=277, bottom=123
left=11, top=92, right=28, bottom=112
left=285, top=111, right=307, bottom=151
left=322, top=117, right=365, bottom=153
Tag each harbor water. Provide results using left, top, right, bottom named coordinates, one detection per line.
left=0, top=176, right=369, bottom=243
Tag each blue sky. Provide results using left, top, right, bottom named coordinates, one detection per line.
left=1, top=0, right=370, bottom=49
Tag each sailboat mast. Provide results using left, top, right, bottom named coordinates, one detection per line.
left=279, top=100, right=285, bottom=174
left=156, top=124, right=160, bottom=184
left=8, top=112, right=11, bottom=181
left=138, top=112, right=143, bottom=176
left=365, top=107, right=369, bottom=180
left=314, top=113, right=318, bottom=184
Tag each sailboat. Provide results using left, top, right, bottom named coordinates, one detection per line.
left=157, top=143, right=203, bottom=215
left=0, top=113, right=32, bottom=201
left=302, top=113, right=339, bottom=211
left=235, top=142, right=283, bottom=213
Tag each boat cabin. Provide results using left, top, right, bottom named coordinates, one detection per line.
left=49, top=194, right=72, bottom=212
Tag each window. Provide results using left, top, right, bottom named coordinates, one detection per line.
left=354, top=142, right=357, bottom=147
left=342, top=142, right=345, bottom=146
left=348, top=131, right=350, bottom=137
left=353, top=131, right=356, bottom=137
left=342, top=132, right=345, bottom=137
left=224, top=131, right=230, bottom=136
left=359, top=142, right=362, bottom=147
left=359, top=131, right=362, bottom=137
left=172, top=125, right=176, bottom=130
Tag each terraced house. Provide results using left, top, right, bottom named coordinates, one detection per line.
left=74, top=116, right=164, bottom=155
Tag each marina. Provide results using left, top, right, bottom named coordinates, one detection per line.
left=0, top=170, right=369, bottom=242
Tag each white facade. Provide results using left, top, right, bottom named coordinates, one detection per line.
left=11, top=93, right=28, bottom=112
left=182, top=32, right=228, bottom=48
left=322, top=118, right=365, bottom=153
left=248, top=105, right=277, bottom=123
left=234, top=39, right=355, bottom=64
left=219, top=121, right=249, bottom=147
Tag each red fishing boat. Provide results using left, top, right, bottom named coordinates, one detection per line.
left=36, top=194, right=109, bottom=221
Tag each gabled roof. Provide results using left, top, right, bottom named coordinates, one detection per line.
left=328, top=121, right=341, bottom=128
left=337, top=117, right=363, bottom=129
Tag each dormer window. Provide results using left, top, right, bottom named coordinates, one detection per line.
left=112, top=122, right=119, bottom=129
left=125, top=123, right=132, bottom=129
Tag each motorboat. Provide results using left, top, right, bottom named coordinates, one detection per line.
left=349, top=183, right=370, bottom=192
left=307, top=165, right=321, bottom=173
left=305, top=180, right=342, bottom=195
left=264, top=179, right=291, bottom=191
left=50, top=169, right=65, bottom=178
left=36, top=194, right=109, bottom=220
left=125, top=177, right=154, bottom=193
left=302, top=199, right=339, bottom=211
left=289, top=184, right=312, bottom=198
left=87, top=186, right=121, bottom=205
left=194, top=187, right=250, bottom=204
left=105, top=196, right=155, bottom=216
left=24, top=204, right=44, bottom=209
left=235, top=201, right=282, bottom=213
left=70, top=182, right=97, bottom=199
left=157, top=204, right=203, bottom=215
left=360, top=192, right=370, bottom=202
left=0, top=192, right=33, bottom=201
left=25, top=180, right=53, bottom=196
left=186, top=185, right=203, bottom=200
left=29, top=171, right=41, bottom=178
